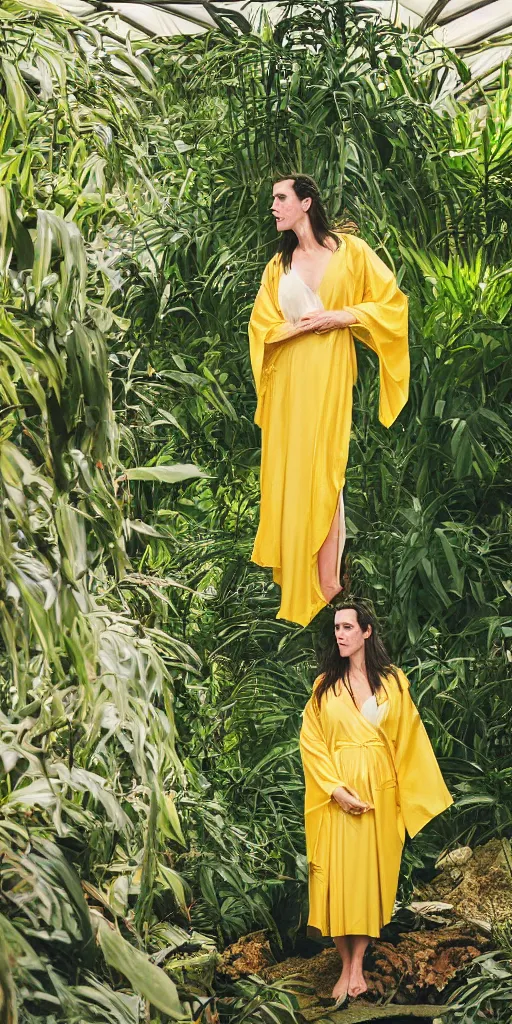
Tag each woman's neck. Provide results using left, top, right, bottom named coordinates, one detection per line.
left=348, top=649, right=367, bottom=677
left=293, top=219, right=328, bottom=253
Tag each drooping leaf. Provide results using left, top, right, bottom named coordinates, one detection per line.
left=95, top=916, right=183, bottom=1018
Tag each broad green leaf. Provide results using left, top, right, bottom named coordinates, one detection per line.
left=95, top=916, right=183, bottom=1018
left=125, top=464, right=206, bottom=483
left=1, top=58, right=27, bottom=131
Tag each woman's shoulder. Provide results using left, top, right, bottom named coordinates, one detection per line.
left=303, top=674, right=325, bottom=708
left=264, top=250, right=283, bottom=271
left=301, top=674, right=327, bottom=720
left=337, top=231, right=371, bottom=255
left=260, top=252, right=283, bottom=287
left=383, top=666, right=410, bottom=691
left=312, top=672, right=326, bottom=691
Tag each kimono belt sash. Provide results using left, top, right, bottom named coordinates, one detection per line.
left=333, top=736, right=399, bottom=795
left=334, top=737, right=386, bottom=750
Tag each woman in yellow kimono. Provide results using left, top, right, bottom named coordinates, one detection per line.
left=300, top=601, right=452, bottom=1003
left=249, top=176, right=409, bottom=627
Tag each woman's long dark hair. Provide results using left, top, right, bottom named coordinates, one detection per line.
left=315, top=601, right=400, bottom=708
left=275, top=174, right=341, bottom=271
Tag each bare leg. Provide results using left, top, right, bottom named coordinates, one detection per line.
left=332, top=935, right=352, bottom=1002
left=318, top=495, right=343, bottom=604
left=348, top=935, right=370, bottom=998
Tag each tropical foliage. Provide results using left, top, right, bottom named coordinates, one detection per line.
left=121, top=0, right=512, bottom=921
left=0, top=0, right=511, bottom=1022
left=0, top=0, right=207, bottom=1018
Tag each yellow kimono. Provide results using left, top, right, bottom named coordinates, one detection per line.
left=249, top=233, right=409, bottom=627
left=299, top=669, right=452, bottom=938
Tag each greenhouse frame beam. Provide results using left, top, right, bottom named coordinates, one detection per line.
left=435, top=0, right=505, bottom=25
left=420, top=0, right=450, bottom=31
left=76, top=0, right=253, bottom=36
left=462, top=21, right=512, bottom=48
left=83, top=0, right=215, bottom=28
left=61, top=0, right=512, bottom=66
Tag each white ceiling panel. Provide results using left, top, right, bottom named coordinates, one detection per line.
left=57, top=0, right=512, bottom=87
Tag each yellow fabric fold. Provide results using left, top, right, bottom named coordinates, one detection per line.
left=393, top=672, right=453, bottom=838
left=299, top=696, right=346, bottom=864
left=249, top=234, right=409, bottom=626
left=248, top=257, right=287, bottom=399
left=343, top=239, right=409, bottom=428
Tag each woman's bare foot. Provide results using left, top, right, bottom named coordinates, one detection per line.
left=347, top=964, right=367, bottom=998
left=321, top=580, right=343, bottom=604
left=332, top=964, right=350, bottom=1003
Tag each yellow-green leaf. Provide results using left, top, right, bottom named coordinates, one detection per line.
left=95, top=916, right=183, bottom=1018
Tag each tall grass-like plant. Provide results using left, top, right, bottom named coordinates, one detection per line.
left=2, top=0, right=512, bottom=1016
left=0, top=1, right=211, bottom=1018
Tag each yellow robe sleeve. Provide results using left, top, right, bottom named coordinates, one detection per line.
left=299, top=684, right=347, bottom=865
left=344, top=238, right=409, bottom=428
left=300, top=695, right=346, bottom=800
left=248, top=259, right=288, bottom=398
left=393, top=670, right=453, bottom=839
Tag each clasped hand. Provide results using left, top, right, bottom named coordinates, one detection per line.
left=332, top=785, right=373, bottom=815
left=299, top=309, right=357, bottom=334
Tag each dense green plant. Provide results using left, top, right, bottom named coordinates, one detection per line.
left=0, top=4, right=317, bottom=1021
left=1, top=0, right=512, bottom=1018
left=0, top=1, right=207, bottom=1018
left=446, top=952, right=512, bottom=1023
left=108, top=0, right=512, bottom=941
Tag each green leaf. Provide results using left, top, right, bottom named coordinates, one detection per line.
left=1, top=58, right=27, bottom=131
left=455, top=794, right=497, bottom=807
left=126, top=464, right=206, bottom=483
left=95, top=916, right=183, bottom=1018
left=434, top=528, right=464, bottom=596
left=158, top=791, right=186, bottom=846
left=156, top=863, right=189, bottom=912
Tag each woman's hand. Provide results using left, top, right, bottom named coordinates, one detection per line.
left=332, top=785, right=373, bottom=815
left=298, top=309, right=357, bottom=334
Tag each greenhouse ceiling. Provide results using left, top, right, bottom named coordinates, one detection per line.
left=62, top=0, right=512, bottom=88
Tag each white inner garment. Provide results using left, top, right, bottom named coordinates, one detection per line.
left=278, top=267, right=324, bottom=323
left=360, top=694, right=387, bottom=727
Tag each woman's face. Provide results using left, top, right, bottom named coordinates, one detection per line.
left=271, top=179, right=311, bottom=232
left=334, top=609, right=372, bottom=659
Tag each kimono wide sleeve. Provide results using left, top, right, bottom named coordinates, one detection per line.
left=300, top=695, right=346, bottom=800
left=248, top=259, right=287, bottom=398
left=344, top=238, right=409, bottom=428
left=299, top=690, right=348, bottom=864
left=393, top=671, right=453, bottom=838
